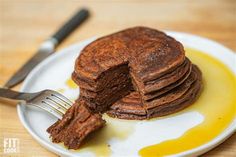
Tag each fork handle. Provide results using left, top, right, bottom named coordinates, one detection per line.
left=0, top=88, right=33, bottom=101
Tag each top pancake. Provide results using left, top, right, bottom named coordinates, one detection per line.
left=74, top=26, right=185, bottom=87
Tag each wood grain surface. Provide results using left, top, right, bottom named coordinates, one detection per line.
left=0, top=0, right=235, bottom=156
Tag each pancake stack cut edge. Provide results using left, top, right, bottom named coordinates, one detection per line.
left=72, top=26, right=203, bottom=120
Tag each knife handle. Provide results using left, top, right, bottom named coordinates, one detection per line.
left=51, top=8, right=90, bottom=46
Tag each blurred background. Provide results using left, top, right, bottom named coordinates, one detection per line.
left=1, top=0, right=236, bottom=83
left=0, top=0, right=235, bottom=156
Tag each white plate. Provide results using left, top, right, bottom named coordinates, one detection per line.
left=17, top=32, right=236, bottom=157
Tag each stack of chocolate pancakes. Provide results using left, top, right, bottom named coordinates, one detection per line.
left=72, top=26, right=202, bottom=120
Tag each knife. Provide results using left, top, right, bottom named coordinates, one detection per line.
left=4, top=8, right=90, bottom=88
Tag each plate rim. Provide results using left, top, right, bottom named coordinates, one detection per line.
left=17, top=31, right=236, bottom=157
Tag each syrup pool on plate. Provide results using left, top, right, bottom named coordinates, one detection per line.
left=66, top=78, right=78, bottom=89
left=139, top=48, right=236, bottom=156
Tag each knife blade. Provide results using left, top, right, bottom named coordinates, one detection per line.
left=4, top=8, right=89, bottom=88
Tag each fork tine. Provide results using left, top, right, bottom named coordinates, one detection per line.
left=46, top=97, right=68, bottom=112
left=42, top=99, right=66, bottom=115
left=24, top=90, right=73, bottom=119
left=33, top=103, right=63, bottom=119
left=52, top=92, right=73, bottom=105
left=50, top=93, right=73, bottom=109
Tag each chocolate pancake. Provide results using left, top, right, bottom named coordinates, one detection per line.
left=73, top=26, right=185, bottom=91
left=72, top=27, right=187, bottom=113
left=72, top=26, right=203, bottom=119
left=144, top=65, right=197, bottom=109
left=72, top=63, right=130, bottom=92
left=107, top=92, right=147, bottom=120
left=142, top=63, right=191, bottom=100
left=107, top=65, right=202, bottom=120
left=79, top=81, right=133, bottom=113
left=47, top=101, right=105, bottom=149
left=147, top=67, right=202, bottom=118
left=132, top=58, right=192, bottom=95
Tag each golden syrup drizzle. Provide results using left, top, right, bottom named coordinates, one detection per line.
left=66, top=78, right=78, bottom=89
left=72, top=114, right=137, bottom=156
left=139, top=48, right=236, bottom=156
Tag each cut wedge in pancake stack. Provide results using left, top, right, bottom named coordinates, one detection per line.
left=72, top=26, right=203, bottom=120
left=107, top=65, right=202, bottom=119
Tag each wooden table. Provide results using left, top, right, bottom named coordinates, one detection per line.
left=0, top=0, right=235, bottom=156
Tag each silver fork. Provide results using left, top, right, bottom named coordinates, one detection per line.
left=0, top=88, right=73, bottom=119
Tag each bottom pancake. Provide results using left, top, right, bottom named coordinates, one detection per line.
left=106, top=65, right=202, bottom=120
left=106, top=92, right=147, bottom=120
